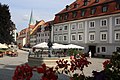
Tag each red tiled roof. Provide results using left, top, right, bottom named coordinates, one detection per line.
left=17, top=36, right=26, bottom=40
left=19, top=28, right=27, bottom=35
left=54, top=0, right=120, bottom=24
left=20, top=25, right=35, bottom=34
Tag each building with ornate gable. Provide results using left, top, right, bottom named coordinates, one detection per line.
left=36, top=21, right=53, bottom=44
left=30, top=20, right=45, bottom=47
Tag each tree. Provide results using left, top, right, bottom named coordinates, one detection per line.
left=0, top=3, right=15, bottom=44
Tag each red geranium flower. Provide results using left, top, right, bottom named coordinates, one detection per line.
left=103, top=60, right=110, bottom=69
left=56, top=59, right=70, bottom=69
left=12, top=63, right=33, bottom=80
left=37, top=63, right=58, bottom=80
left=70, top=56, right=91, bottom=72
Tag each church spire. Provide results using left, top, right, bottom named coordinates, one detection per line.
left=29, top=10, right=34, bottom=25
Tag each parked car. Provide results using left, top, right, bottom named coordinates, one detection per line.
left=5, top=49, right=18, bottom=57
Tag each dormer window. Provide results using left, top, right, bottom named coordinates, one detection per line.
left=66, top=5, right=70, bottom=10
left=84, top=1, right=88, bottom=6
left=72, top=11, right=77, bottom=18
left=64, top=14, right=69, bottom=20
left=116, top=3, right=120, bottom=10
left=95, top=0, right=99, bottom=3
left=91, top=7, right=96, bottom=15
left=59, top=15, right=63, bottom=21
left=81, top=9, right=86, bottom=17
left=83, top=0, right=90, bottom=6
left=64, top=26, right=68, bottom=30
left=59, top=26, right=62, bottom=31
left=102, top=5, right=108, bottom=12
left=74, top=3, right=78, bottom=8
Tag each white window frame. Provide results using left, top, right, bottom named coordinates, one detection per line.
left=100, top=19, right=107, bottom=27
left=45, top=33, right=47, bottom=36
left=102, top=6, right=107, bottom=12
left=54, top=27, right=58, bottom=32
left=100, top=32, right=107, bottom=41
left=45, top=39, right=47, bottom=42
left=63, top=35, right=67, bottom=41
left=115, top=17, right=120, bottom=26
left=37, top=34, right=39, bottom=37
left=41, top=34, right=44, bottom=37
left=41, top=26, right=45, bottom=32
left=64, top=25, right=68, bottom=31
left=59, top=35, right=62, bottom=41
left=115, top=31, right=120, bottom=41
left=54, top=35, right=58, bottom=41
left=97, top=47, right=100, bottom=53
left=71, top=23, right=76, bottom=30
left=41, top=39, right=44, bottom=42
left=115, top=46, right=120, bottom=52
left=78, top=22, right=83, bottom=29
left=59, top=26, right=62, bottom=31
left=78, top=33, right=83, bottom=41
left=89, top=21, right=95, bottom=28
left=101, top=47, right=106, bottom=53
left=89, top=33, right=95, bottom=41
left=71, top=34, right=76, bottom=41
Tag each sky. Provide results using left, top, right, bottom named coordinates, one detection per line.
left=0, top=0, right=74, bottom=32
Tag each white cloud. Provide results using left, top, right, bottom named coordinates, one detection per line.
left=23, top=15, right=29, bottom=21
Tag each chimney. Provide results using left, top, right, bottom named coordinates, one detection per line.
left=66, top=5, right=69, bottom=10
left=36, top=20, right=39, bottom=24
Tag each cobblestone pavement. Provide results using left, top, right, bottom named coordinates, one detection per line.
left=0, top=49, right=28, bottom=80
left=0, top=49, right=108, bottom=80
left=75, top=58, right=109, bottom=76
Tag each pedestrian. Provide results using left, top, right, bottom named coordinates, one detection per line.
left=89, top=51, right=92, bottom=58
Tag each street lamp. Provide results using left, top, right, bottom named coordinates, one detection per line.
left=47, top=23, right=53, bottom=57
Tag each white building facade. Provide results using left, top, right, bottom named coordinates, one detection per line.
left=36, top=22, right=50, bottom=44
left=30, top=20, right=45, bottom=47
left=17, top=28, right=27, bottom=47
left=53, top=0, right=120, bottom=56
left=12, top=29, right=17, bottom=42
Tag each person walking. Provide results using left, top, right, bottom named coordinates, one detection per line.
left=89, top=51, right=92, bottom=58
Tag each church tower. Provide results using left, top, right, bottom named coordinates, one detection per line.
left=26, top=10, right=35, bottom=47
